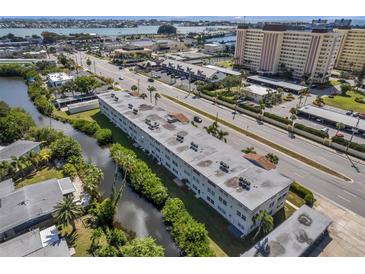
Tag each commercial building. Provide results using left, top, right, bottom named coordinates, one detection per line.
left=47, top=72, right=74, bottom=87
left=234, top=24, right=343, bottom=83
left=0, top=225, right=70, bottom=257
left=298, top=105, right=365, bottom=134
left=0, top=140, right=41, bottom=162
left=245, top=84, right=269, bottom=103
left=335, top=28, right=365, bottom=72
left=0, top=177, right=75, bottom=242
left=247, top=75, right=307, bottom=94
left=129, top=39, right=185, bottom=52
left=98, top=92, right=292, bottom=235
left=241, top=205, right=331, bottom=257
left=203, top=43, right=226, bottom=54
left=161, top=59, right=227, bottom=82
left=113, top=44, right=152, bottom=62
left=67, top=99, right=99, bottom=114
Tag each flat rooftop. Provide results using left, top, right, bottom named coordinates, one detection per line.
left=47, top=72, right=73, bottom=82
left=0, top=140, right=41, bottom=162
left=161, top=59, right=219, bottom=79
left=0, top=226, right=70, bottom=257
left=246, top=84, right=269, bottom=96
left=248, top=75, right=307, bottom=92
left=98, top=92, right=292, bottom=212
left=205, top=65, right=241, bottom=76
left=0, top=177, right=75, bottom=234
left=299, top=105, right=365, bottom=131
left=242, top=205, right=332, bottom=257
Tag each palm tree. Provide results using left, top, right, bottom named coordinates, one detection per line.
left=90, top=227, right=103, bottom=256
left=242, top=146, right=256, bottom=154
left=39, top=148, right=52, bottom=166
left=86, top=58, right=92, bottom=70
left=139, top=93, right=147, bottom=100
left=252, top=210, right=274, bottom=240
left=336, top=122, right=345, bottom=135
left=54, top=196, right=83, bottom=233
left=302, top=89, right=310, bottom=105
left=154, top=93, right=161, bottom=105
left=147, top=85, right=156, bottom=103
left=217, top=129, right=229, bottom=143
left=131, top=85, right=138, bottom=94
left=289, top=107, right=298, bottom=125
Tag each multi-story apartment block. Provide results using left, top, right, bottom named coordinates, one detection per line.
left=234, top=25, right=343, bottom=83
left=335, top=28, right=365, bottom=72
left=98, top=92, right=292, bottom=236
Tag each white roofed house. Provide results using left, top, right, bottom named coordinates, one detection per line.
left=0, top=177, right=76, bottom=242
left=0, top=140, right=41, bottom=162
left=47, top=72, right=74, bottom=87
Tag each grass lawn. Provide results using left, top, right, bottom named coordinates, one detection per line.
left=60, top=216, right=107, bottom=257
left=323, top=91, right=365, bottom=113
left=330, top=79, right=341, bottom=86
left=54, top=109, right=297, bottom=256
left=53, top=108, right=100, bottom=122
left=16, top=166, right=64, bottom=189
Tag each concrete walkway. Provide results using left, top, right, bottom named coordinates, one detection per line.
left=314, top=195, right=365, bottom=256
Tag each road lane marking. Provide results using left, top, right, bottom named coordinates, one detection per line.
left=343, top=190, right=358, bottom=198
left=293, top=172, right=304, bottom=179
left=337, top=195, right=352, bottom=203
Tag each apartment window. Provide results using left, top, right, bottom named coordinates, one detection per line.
left=172, top=160, right=178, bottom=167
left=207, top=187, right=215, bottom=196
left=219, top=196, right=227, bottom=206
left=207, top=196, right=215, bottom=205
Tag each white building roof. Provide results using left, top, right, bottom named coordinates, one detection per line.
left=299, top=105, right=365, bottom=131
left=242, top=205, right=331, bottom=257
left=205, top=65, right=241, bottom=76
left=47, top=72, right=73, bottom=83
left=247, top=84, right=270, bottom=96
left=98, top=92, right=292, bottom=212
left=161, top=59, right=219, bottom=79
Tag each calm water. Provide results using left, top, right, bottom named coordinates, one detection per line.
left=0, top=77, right=179, bottom=256
left=0, top=25, right=234, bottom=37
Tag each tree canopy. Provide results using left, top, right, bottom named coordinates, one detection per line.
left=157, top=24, right=177, bottom=35
left=120, top=237, right=165, bottom=257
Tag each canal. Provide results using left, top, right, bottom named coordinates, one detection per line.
left=0, top=77, right=180, bottom=256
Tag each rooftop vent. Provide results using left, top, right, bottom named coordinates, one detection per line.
left=148, top=121, right=159, bottom=131
left=133, top=108, right=138, bottom=115
left=239, top=177, right=251, bottom=191
left=111, top=93, right=115, bottom=98
left=128, top=103, right=133, bottom=109
left=219, top=161, right=230, bottom=173
left=145, top=118, right=151, bottom=125
left=176, top=134, right=184, bottom=143
left=114, top=97, right=119, bottom=101
left=190, top=142, right=198, bottom=151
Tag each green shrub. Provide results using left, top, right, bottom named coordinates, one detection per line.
left=294, top=123, right=329, bottom=138
left=238, top=103, right=261, bottom=113
left=71, top=119, right=100, bottom=136
left=162, top=198, right=214, bottom=257
left=290, top=182, right=315, bottom=207
left=332, top=136, right=365, bottom=153
left=62, top=163, right=78, bottom=179
left=95, top=128, right=113, bottom=145
left=264, top=112, right=291, bottom=125
left=110, top=144, right=168, bottom=208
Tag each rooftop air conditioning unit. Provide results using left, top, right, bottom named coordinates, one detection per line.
left=133, top=108, right=138, bottom=114
left=128, top=104, right=133, bottom=109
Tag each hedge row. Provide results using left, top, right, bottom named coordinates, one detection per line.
left=110, top=144, right=214, bottom=256
left=290, top=181, right=315, bottom=207
left=264, top=112, right=291, bottom=125
left=71, top=119, right=100, bottom=136
left=332, top=136, right=365, bottom=153
left=161, top=198, right=214, bottom=257
left=28, top=83, right=54, bottom=116
left=294, top=123, right=329, bottom=138
left=110, top=144, right=169, bottom=208
left=238, top=103, right=261, bottom=114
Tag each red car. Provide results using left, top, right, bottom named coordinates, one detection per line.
left=335, top=132, right=344, bottom=138
left=359, top=112, right=365, bottom=119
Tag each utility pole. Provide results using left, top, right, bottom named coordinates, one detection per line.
left=345, top=116, right=360, bottom=172
left=93, top=60, right=96, bottom=74
left=137, top=79, right=140, bottom=95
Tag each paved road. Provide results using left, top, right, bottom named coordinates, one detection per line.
left=72, top=52, right=365, bottom=217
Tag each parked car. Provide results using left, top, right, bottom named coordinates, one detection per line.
left=119, top=77, right=123, bottom=80
left=359, top=113, right=365, bottom=119
left=118, top=66, right=123, bottom=70
left=335, top=132, right=344, bottom=138
left=352, top=112, right=359, bottom=117
left=346, top=110, right=353, bottom=115
left=193, top=116, right=202, bottom=123
left=321, top=127, right=329, bottom=133
left=148, top=78, right=154, bottom=82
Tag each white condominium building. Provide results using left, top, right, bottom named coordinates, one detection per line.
left=234, top=25, right=343, bottom=83
left=98, top=92, right=292, bottom=235
left=335, top=28, right=365, bottom=72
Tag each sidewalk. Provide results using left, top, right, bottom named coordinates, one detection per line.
left=314, top=195, right=365, bottom=256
